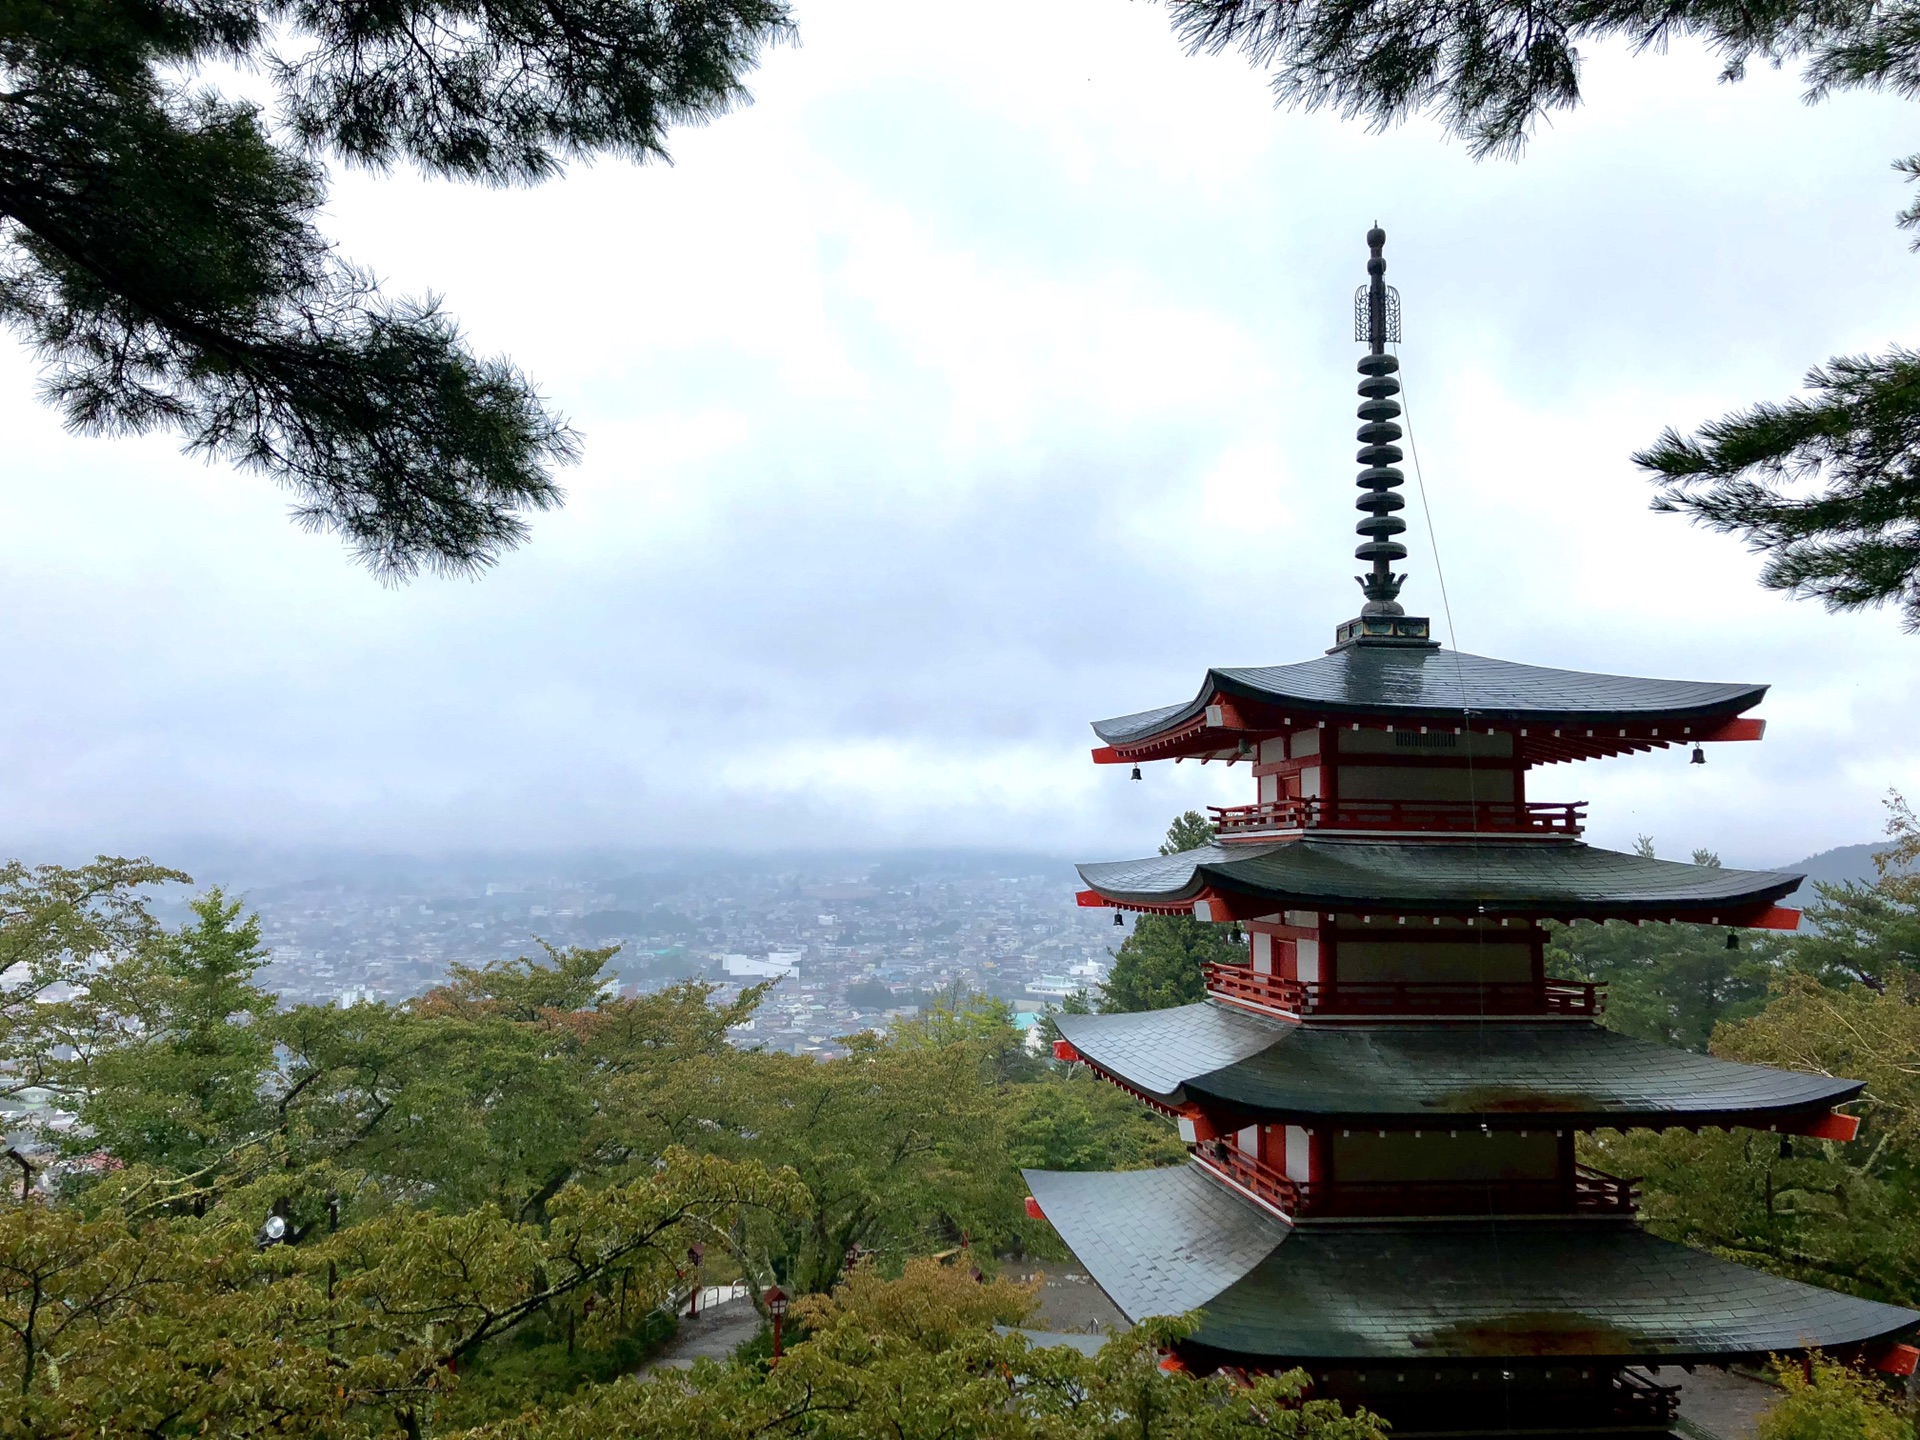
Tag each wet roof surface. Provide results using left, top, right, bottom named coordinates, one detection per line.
left=1076, top=840, right=1802, bottom=920
left=1053, top=1004, right=1859, bottom=1122
left=1093, top=649, right=1765, bottom=744
left=1026, top=1165, right=1917, bottom=1362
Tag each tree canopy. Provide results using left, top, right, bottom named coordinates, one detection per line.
left=1097, top=813, right=1244, bottom=1014
left=0, top=0, right=791, bottom=578
left=1587, top=796, right=1920, bottom=1309
left=1162, top=0, right=1920, bottom=626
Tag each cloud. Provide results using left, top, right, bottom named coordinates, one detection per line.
left=1, top=0, right=1916, bottom=870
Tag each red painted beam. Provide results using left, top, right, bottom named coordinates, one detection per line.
left=1872, top=1343, right=1920, bottom=1377
left=1699, top=716, right=1766, bottom=742
left=1786, top=1111, right=1861, bottom=1142
left=1749, top=905, right=1803, bottom=931
left=1052, top=1040, right=1081, bottom=1063
left=1024, top=1195, right=1045, bottom=1221
left=1091, top=746, right=1124, bottom=765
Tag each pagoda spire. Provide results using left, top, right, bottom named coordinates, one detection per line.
left=1333, top=225, right=1434, bottom=650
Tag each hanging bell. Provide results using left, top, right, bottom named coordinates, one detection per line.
left=1130, top=766, right=1142, bottom=781
left=1690, top=746, right=1706, bottom=765
left=1725, top=930, right=1739, bottom=951
left=1113, top=911, right=1125, bottom=927
left=1779, top=1137, right=1794, bottom=1160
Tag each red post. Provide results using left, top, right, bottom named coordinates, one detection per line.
left=763, top=1284, right=788, bottom=1365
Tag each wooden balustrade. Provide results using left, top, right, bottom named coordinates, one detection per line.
left=1208, top=798, right=1586, bottom=838
left=1194, top=1143, right=1639, bottom=1219
left=1203, top=963, right=1605, bottom=1018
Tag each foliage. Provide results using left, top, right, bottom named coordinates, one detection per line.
left=70, top=890, right=278, bottom=1173
left=0, top=1146, right=797, bottom=1436
left=1589, top=805, right=1920, bottom=1304
left=1162, top=0, right=1920, bottom=157
left=1003, top=1072, right=1187, bottom=1176
left=0, top=0, right=791, bottom=577
left=1757, top=1354, right=1915, bottom=1440
left=0, top=856, right=190, bottom=1109
left=0, top=856, right=1285, bottom=1433
left=1545, top=836, right=1777, bottom=1049
left=1548, top=917, right=1780, bottom=1051
left=1101, top=915, right=1243, bottom=1013
left=1641, top=352, right=1920, bottom=629
left=1794, top=794, right=1920, bottom=990
left=1159, top=0, right=1920, bottom=625
left=452, top=1257, right=1387, bottom=1440
left=1100, top=814, right=1244, bottom=1014
left=716, top=1021, right=1017, bottom=1296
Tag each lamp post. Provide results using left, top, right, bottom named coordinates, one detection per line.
left=763, top=1284, right=788, bottom=1364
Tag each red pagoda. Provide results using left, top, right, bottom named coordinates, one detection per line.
left=1025, top=229, right=1920, bottom=1435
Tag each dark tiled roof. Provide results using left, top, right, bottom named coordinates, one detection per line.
left=1076, top=839, right=1802, bottom=921
left=1022, top=1165, right=1291, bottom=1322
left=1093, top=649, right=1765, bottom=744
left=1028, top=1165, right=1918, bottom=1362
left=1052, top=1004, right=1859, bottom=1122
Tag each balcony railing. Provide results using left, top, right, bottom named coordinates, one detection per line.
left=1208, top=798, right=1585, bottom=838
left=1196, top=1144, right=1639, bottom=1219
left=1611, top=1369, right=1682, bottom=1427
left=1203, top=963, right=1605, bottom=1018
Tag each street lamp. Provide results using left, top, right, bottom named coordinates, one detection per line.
left=763, top=1284, right=788, bottom=1364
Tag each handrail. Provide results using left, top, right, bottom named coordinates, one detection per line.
left=1194, top=1144, right=1638, bottom=1218
left=1208, top=798, right=1585, bottom=837
left=1195, top=1142, right=1301, bottom=1216
left=1203, top=963, right=1606, bottom=1018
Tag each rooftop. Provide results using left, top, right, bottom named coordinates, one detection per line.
left=1076, top=839, right=1802, bottom=926
left=1052, top=1003, right=1858, bottom=1126
left=1023, top=1164, right=1917, bottom=1364
left=1096, top=650, right=1765, bottom=744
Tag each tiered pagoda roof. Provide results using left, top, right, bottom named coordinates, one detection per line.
left=1076, top=840, right=1803, bottom=924
left=1052, top=1004, right=1858, bottom=1127
left=1091, top=650, right=1767, bottom=768
left=1024, top=1166, right=1918, bottom=1365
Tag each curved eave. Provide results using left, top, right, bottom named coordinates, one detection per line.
left=1052, top=1006, right=1863, bottom=1129
left=1025, top=1166, right=1919, bottom=1365
left=1075, top=841, right=1804, bottom=927
left=1090, top=654, right=1768, bottom=766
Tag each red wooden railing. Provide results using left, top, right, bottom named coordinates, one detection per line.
left=1203, top=963, right=1605, bottom=1018
left=1195, top=1144, right=1639, bottom=1219
left=1201, top=1139, right=1302, bottom=1215
left=1208, top=797, right=1586, bottom=837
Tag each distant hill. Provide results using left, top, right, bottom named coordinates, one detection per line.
left=1768, top=842, right=1891, bottom=928
left=1772, top=842, right=1890, bottom=893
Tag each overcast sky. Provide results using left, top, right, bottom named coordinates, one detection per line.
left=3, top=0, right=1918, bottom=873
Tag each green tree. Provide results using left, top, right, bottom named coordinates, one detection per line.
left=718, top=1024, right=1014, bottom=1296
left=1164, top=0, right=1920, bottom=626
left=1, top=0, right=790, bottom=577
left=1548, top=918, right=1779, bottom=1051
left=73, top=889, right=277, bottom=1173
left=450, top=1256, right=1387, bottom=1440
left=0, top=856, right=188, bottom=1113
left=0, top=1148, right=801, bottom=1437
left=1758, top=1354, right=1916, bottom=1440
left=1100, top=813, right=1242, bottom=1014
left=1793, top=793, right=1920, bottom=991
left=1546, top=836, right=1778, bottom=1050
left=1003, top=1072, right=1187, bottom=1175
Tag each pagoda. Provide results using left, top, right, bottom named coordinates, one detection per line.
left=1024, top=229, right=1920, bottom=1435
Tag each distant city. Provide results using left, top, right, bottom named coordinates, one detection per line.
left=140, top=848, right=1127, bottom=1055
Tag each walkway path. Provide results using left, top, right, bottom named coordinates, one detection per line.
left=634, top=1295, right=763, bottom=1377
